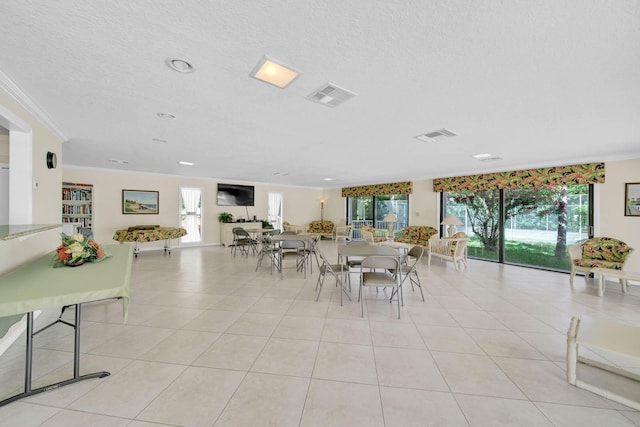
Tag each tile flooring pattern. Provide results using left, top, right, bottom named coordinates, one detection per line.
left=1, top=242, right=640, bottom=426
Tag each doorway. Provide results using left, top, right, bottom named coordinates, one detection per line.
left=180, top=186, right=203, bottom=244
left=268, top=192, right=283, bottom=230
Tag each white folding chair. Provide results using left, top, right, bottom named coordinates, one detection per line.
left=279, top=239, right=306, bottom=279
left=315, top=247, right=351, bottom=305
left=360, top=256, right=401, bottom=319
left=256, top=233, right=280, bottom=274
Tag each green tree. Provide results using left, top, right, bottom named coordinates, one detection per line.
left=452, top=188, right=559, bottom=250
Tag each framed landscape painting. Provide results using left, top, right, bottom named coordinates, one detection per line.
left=122, top=190, right=159, bottom=214
left=625, top=183, right=640, bottom=216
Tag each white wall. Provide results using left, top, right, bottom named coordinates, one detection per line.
left=0, top=89, right=63, bottom=350
left=63, top=167, right=325, bottom=248
left=409, top=179, right=439, bottom=227
left=598, top=158, right=640, bottom=272
left=0, top=91, right=62, bottom=276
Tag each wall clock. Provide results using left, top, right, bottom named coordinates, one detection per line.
left=46, top=151, right=57, bottom=169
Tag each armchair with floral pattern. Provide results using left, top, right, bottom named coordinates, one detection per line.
left=307, top=220, right=335, bottom=238
left=394, top=226, right=438, bottom=247
left=569, top=237, right=634, bottom=285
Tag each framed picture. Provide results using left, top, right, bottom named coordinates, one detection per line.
left=122, top=190, right=159, bottom=214
left=625, top=183, right=640, bottom=216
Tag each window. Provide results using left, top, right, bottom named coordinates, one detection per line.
left=442, top=185, right=593, bottom=271
left=347, top=194, right=409, bottom=239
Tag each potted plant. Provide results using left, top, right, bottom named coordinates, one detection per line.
left=218, top=212, right=233, bottom=223
left=261, top=220, right=273, bottom=229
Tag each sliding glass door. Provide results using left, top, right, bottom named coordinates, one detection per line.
left=444, top=190, right=500, bottom=261
left=443, top=185, right=592, bottom=271
left=347, top=194, right=409, bottom=239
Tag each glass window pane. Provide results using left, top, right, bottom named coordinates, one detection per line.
left=349, top=196, right=373, bottom=239
left=347, top=194, right=409, bottom=239
left=444, top=190, right=500, bottom=261
left=504, top=185, right=588, bottom=271
left=445, top=185, right=591, bottom=271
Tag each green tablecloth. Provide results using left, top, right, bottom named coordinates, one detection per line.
left=0, top=244, right=133, bottom=337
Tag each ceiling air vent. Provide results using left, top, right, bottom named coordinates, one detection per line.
left=414, top=128, right=457, bottom=143
left=306, top=83, right=356, bottom=108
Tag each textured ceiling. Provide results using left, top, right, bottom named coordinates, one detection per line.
left=1, top=1, right=639, bottom=188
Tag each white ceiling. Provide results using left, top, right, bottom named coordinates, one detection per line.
left=1, top=1, right=639, bottom=188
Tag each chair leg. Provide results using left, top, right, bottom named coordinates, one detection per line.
left=280, top=254, right=284, bottom=280
left=412, top=274, right=425, bottom=302
left=255, top=251, right=263, bottom=271
left=316, top=273, right=326, bottom=301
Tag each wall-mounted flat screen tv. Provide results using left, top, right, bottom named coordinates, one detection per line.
left=217, top=183, right=255, bottom=206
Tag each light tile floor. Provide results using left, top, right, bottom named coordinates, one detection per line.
left=1, top=242, right=640, bottom=426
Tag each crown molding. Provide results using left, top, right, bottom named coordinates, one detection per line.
left=0, top=68, right=67, bottom=142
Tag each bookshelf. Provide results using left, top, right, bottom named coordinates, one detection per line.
left=62, top=182, right=93, bottom=232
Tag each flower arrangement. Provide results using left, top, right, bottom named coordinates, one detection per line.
left=53, top=233, right=111, bottom=267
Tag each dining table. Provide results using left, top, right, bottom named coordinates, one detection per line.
left=244, top=228, right=279, bottom=243
left=0, top=244, right=133, bottom=407
left=270, top=233, right=318, bottom=243
left=337, top=243, right=401, bottom=258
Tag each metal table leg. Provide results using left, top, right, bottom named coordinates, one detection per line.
left=0, top=304, right=110, bottom=407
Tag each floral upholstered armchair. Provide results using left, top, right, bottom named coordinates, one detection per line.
left=360, top=225, right=388, bottom=242
left=307, top=220, right=335, bottom=238
left=568, top=237, right=634, bottom=285
left=394, top=226, right=438, bottom=247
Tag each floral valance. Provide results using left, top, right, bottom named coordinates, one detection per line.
left=342, top=181, right=413, bottom=197
left=433, top=162, right=605, bottom=192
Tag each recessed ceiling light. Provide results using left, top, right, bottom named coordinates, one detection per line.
left=323, top=178, right=335, bottom=181
left=471, top=153, right=493, bottom=159
left=178, top=161, right=195, bottom=166
left=166, top=58, right=194, bottom=73
left=157, top=112, right=176, bottom=119
left=152, top=138, right=167, bottom=144
left=108, top=158, right=129, bottom=164
left=250, top=56, right=301, bottom=89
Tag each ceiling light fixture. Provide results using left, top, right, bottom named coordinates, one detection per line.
left=108, top=158, right=129, bottom=164
left=323, top=178, right=335, bottom=181
left=166, top=58, right=194, bottom=73
left=471, top=153, right=493, bottom=159
left=250, top=56, right=301, bottom=89
left=414, top=129, right=457, bottom=143
left=157, top=112, right=176, bottom=119
left=178, top=161, right=195, bottom=166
